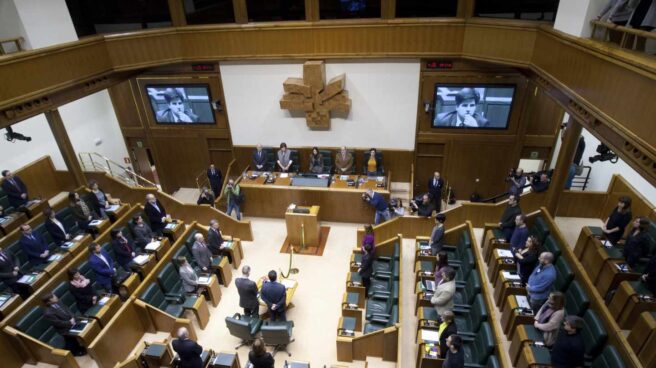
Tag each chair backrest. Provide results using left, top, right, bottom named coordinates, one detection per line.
left=185, top=230, right=200, bottom=252
left=0, top=192, right=15, bottom=214
left=645, top=220, right=656, bottom=256
left=530, top=216, right=550, bottom=244
left=57, top=207, right=80, bottom=234
left=52, top=281, right=80, bottom=314
left=485, top=355, right=500, bottom=368
left=260, top=321, right=293, bottom=345
left=224, top=315, right=256, bottom=340
left=471, top=322, right=495, bottom=365
left=581, top=309, right=608, bottom=358
left=554, top=257, right=574, bottom=291
left=157, top=263, right=183, bottom=295
left=471, top=294, right=489, bottom=329
left=458, top=248, right=475, bottom=280
left=592, top=345, right=626, bottom=368
left=139, top=282, right=168, bottom=311
left=289, top=150, right=299, bottom=173
left=319, top=150, right=332, bottom=174
left=15, top=306, right=64, bottom=348
left=565, top=280, right=590, bottom=316
left=543, top=235, right=562, bottom=262
left=461, top=231, right=472, bottom=248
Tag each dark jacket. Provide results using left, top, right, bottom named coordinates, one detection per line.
left=70, top=281, right=97, bottom=314
left=144, top=200, right=167, bottom=233
left=0, top=250, right=21, bottom=284
left=88, top=251, right=115, bottom=288
left=358, top=252, right=374, bottom=279
left=43, top=302, right=75, bottom=334
left=1, top=176, right=28, bottom=208
left=368, top=192, right=388, bottom=212
left=516, top=249, right=539, bottom=284
left=428, top=177, right=444, bottom=200
left=644, top=255, right=656, bottom=294
left=415, top=200, right=435, bottom=217
left=87, top=189, right=109, bottom=216
left=605, top=208, right=632, bottom=244
left=196, top=193, right=215, bottom=206
left=248, top=350, right=274, bottom=368
left=207, top=228, right=224, bottom=257
left=172, top=338, right=203, bottom=368
left=252, top=149, right=268, bottom=170
left=623, top=230, right=649, bottom=268
left=207, top=168, right=222, bottom=189
left=439, top=321, right=458, bottom=358
left=235, top=277, right=259, bottom=310
left=19, top=233, right=50, bottom=266
left=45, top=217, right=69, bottom=245
left=499, top=204, right=522, bottom=230
left=261, top=281, right=286, bottom=312
left=442, top=347, right=465, bottom=368
left=111, top=238, right=135, bottom=268
left=132, top=223, right=155, bottom=249
left=550, top=330, right=585, bottom=368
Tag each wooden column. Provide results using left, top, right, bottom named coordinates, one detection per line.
left=45, top=109, right=86, bottom=187
left=233, top=0, right=248, bottom=24
left=167, top=0, right=188, bottom=26
left=381, top=0, right=396, bottom=19
left=545, top=117, right=582, bottom=215
left=457, top=0, right=475, bottom=18
left=305, top=0, right=319, bottom=21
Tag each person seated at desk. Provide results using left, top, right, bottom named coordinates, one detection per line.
left=224, top=179, right=242, bottom=221
left=67, top=267, right=98, bottom=314
left=0, top=248, right=29, bottom=299
left=248, top=337, right=274, bottom=368
left=533, top=291, right=565, bottom=347
left=276, top=142, right=292, bottom=173
left=132, top=215, right=156, bottom=249
left=515, top=236, right=540, bottom=285
left=531, top=173, right=550, bottom=193
left=172, top=327, right=204, bottom=368
left=335, top=146, right=354, bottom=174
left=19, top=224, right=50, bottom=268
left=365, top=148, right=382, bottom=176
left=111, top=229, right=136, bottom=272
left=41, top=292, right=87, bottom=356
left=641, top=254, right=656, bottom=294
left=550, top=316, right=585, bottom=368
left=68, top=192, right=98, bottom=232
left=309, top=147, right=324, bottom=174
left=498, top=195, right=522, bottom=242
left=601, top=196, right=632, bottom=245
left=410, top=193, right=435, bottom=217
left=208, top=219, right=232, bottom=263
left=44, top=207, right=72, bottom=246
left=144, top=194, right=168, bottom=235
left=1, top=170, right=28, bottom=209
left=88, top=242, right=117, bottom=293
left=192, top=233, right=213, bottom=273
left=207, top=164, right=223, bottom=198
left=443, top=334, right=464, bottom=368
left=88, top=179, right=118, bottom=219
left=509, top=214, right=529, bottom=254
left=178, top=257, right=199, bottom=293
left=261, top=270, right=287, bottom=322
left=438, top=311, right=457, bottom=359
left=252, top=144, right=268, bottom=171
left=196, top=187, right=215, bottom=207
left=362, top=189, right=390, bottom=225
left=236, top=265, right=259, bottom=317
left=623, top=217, right=649, bottom=269
left=430, top=267, right=456, bottom=320
left=429, top=214, right=446, bottom=256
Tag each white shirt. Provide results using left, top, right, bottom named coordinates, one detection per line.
left=51, top=218, right=66, bottom=235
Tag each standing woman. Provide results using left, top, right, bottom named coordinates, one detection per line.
left=366, top=148, right=381, bottom=176
left=429, top=214, right=446, bottom=256
left=602, top=196, right=632, bottom=245
left=623, top=217, right=650, bottom=268
left=276, top=142, right=292, bottom=172
left=434, top=251, right=450, bottom=286
left=67, top=268, right=98, bottom=314
left=533, top=291, right=566, bottom=347
left=87, top=179, right=118, bottom=219
left=358, top=242, right=374, bottom=296
left=309, top=147, right=324, bottom=174
left=362, top=224, right=375, bottom=253
left=515, top=236, right=541, bottom=285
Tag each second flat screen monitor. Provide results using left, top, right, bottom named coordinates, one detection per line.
left=432, top=85, right=515, bottom=129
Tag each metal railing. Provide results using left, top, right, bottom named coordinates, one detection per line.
left=78, top=152, right=158, bottom=188
left=590, top=19, right=656, bottom=55
left=570, top=165, right=592, bottom=191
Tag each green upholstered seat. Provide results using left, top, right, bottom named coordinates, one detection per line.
left=454, top=271, right=481, bottom=307
left=530, top=217, right=550, bottom=244
left=319, top=150, right=333, bottom=174
left=591, top=345, right=626, bottom=368
left=462, top=322, right=495, bottom=365
left=581, top=309, right=608, bottom=360
left=554, top=257, right=574, bottom=291
left=565, top=281, right=590, bottom=316
left=543, top=235, right=562, bottom=262
left=15, top=306, right=66, bottom=349
left=454, top=294, right=488, bottom=337
left=138, top=282, right=184, bottom=318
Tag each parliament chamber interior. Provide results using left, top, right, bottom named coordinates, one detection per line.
left=1, top=0, right=656, bottom=367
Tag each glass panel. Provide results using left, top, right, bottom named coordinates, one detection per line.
left=184, top=0, right=235, bottom=24
left=319, top=0, right=381, bottom=19
left=246, top=0, right=306, bottom=22
left=475, top=0, right=560, bottom=22
left=396, top=0, right=458, bottom=18
left=65, top=0, right=172, bottom=37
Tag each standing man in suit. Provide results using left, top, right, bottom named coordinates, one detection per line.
left=88, top=242, right=116, bottom=293
left=144, top=194, right=167, bottom=235
left=172, top=327, right=203, bottom=368
left=41, top=293, right=87, bottom=356
left=235, top=265, right=259, bottom=317
left=252, top=144, right=268, bottom=171
left=427, top=171, right=445, bottom=212
left=110, top=229, right=136, bottom=272
left=207, top=219, right=232, bottom=263
left=207, top=164, right=223, bottom=198
left=434, top=88, right=489, bottom=128
left=335, top=146, right=354, bottom=174
left=260, top=270, right=287, bottom=321
left=132, top=215, right=155, bottom=249
left=19, top=224, right=50, bottom=268
left=191, top=233, right=213, bottom=273
left=44, top=208, right=72, bottom=246
left=1, top=170, right=28, bottom=209
left=0, top=248, right=28, bottom=299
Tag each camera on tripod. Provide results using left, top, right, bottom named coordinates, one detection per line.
left=589, top=144, right=618, bottom=164
left=5, top=127, right=32, bottom=142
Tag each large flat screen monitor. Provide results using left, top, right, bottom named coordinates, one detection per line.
left=432, top=84, right=516, bottom=129
left=146, top=85, right=216, bottom=124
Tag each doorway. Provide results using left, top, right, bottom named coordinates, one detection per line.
left=126, top=137, right=159, bottom=187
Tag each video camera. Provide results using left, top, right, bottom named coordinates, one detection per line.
left=5, top=127, right=31, bottom=142
left=589, top=144, right=618, bottom=164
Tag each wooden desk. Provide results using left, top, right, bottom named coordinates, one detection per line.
left=60, top=234, right=92, bottom=255
left=0, top=293, right=22, bottom=320
left=198, top=274, right=221, bottom=307
left=89, top=219, right=111, bottom=234
left=358, top=176, right=386, bottom=190
left=0, top=212, right=27, bottom=236
left=330, top=175, right=358, bottom=189
left=43, top=251, right=71, bottom=276
left=163, top=220, right=185, bottom=241
left=211, top=256, right=232, bottom=286
left=285, top=205, right=320, bottom=248
left=579, top=237, right=622, bottom=284
left=24, top=199, right=47, bottom=218
left=416, top=339, right=441, bottom=368
left=628, top=311, right=656, bottom=367
left=488, top=248, right=516, bottom=285
left=209, top=351, right=240, bottom=368
left=501, top=295, right=535, bottom=336
left=595, top=259, right=641, bottom=298
left=341, top=304, right=363, bottom=332
left=73, top=318, right=102, bottom=346
left=516, top=344, right=552, bottom=368
left=484, top=237, right=509, bottom=264
left=106, top=203, right=129, bottom=222
left=133, top=253, right=157, bottom=280
left=223, top=238, right=243, bottom=269
left=494, top=272, right=526, bottom=310
left=144, top=237, right=171, bottom=261
left=17, top=272, right=48, bottom=294
left=89, top=294, right=121, bottom=327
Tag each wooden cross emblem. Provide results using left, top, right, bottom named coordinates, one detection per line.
left=279, top=61, right=351, bottom=130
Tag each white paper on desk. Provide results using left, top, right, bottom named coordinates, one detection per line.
left=165, top=223, right=176, bottom=230
left=502, top=271, right=521, bottom=281
left=198, top=276, right=211, bottom=285
left=48, top=254, right=62, bottom=262
left=17, top=275, right=35, bottom=284
left=515, top=295, right=530, bottom=309
left=145, top=241, right=161, bottom=251
left=74, top=235, right=84, bottom=241
left=496, top=249, right=514, bottom=258
left=98, top=296, right=110, bottom=305
left=132, top=254, right=149, bottom=265
left=106, top=205, right=120, bottom=212
left=281, top=279, right=297, bottom=289
left=89, top=220, right=103, bottom=226
left=376, top=176, right=385, bottom=182
left=280, top=173, right=289, bottom=178
left=340, top=175, right=348, bottom=180
left=421, top=329, right=440, bottom=343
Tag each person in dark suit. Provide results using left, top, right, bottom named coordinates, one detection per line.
left=68, top=192, right=97, bottom=231
left=443, top=334, right=464, bottom=368
left=196, top=187, right=215, bottom=207
left=88, top=243, right=116, bottom=293
left=110, top=229, right=136, bottom=272
left=144, top=194, right=168, bottom=235
left=18, top=224, right=50, bottom=267
left=0, top=248, right=29, bottom=299
left=1, top=170, right=28, bottom=208
left=207, top=219, right=232, bottom=262
left=41, top=293, right=87, bottom=356
left=207, top=164, right=223, bottom=198
left=67, top=268, right=97, bottom=314
left=550, top=316, right=585, bottom=368
left=248, top=337, right=274, bottom=368
left=252, top=144, right=268, bottom=171
left=44, top=207, right=72, bottom=246
left=427, top=171, right=445, bottom=212
left=191, top=233, right=213, bottom=273
left=498, top=195, right=522, bottom=242
left=132, top=215, right=155, bottom=249
left=172, top=327, right=203, bottom=368
left=358, top=242, right=374, bottom=296
left=434, top=88, right=489, bottom=128
left=260, top=270, right=287, bottom=321
left=623, top=217, right=650, bottom=268
left=235, top=265, right=259, bottom=317
left=602, top=196, right=632, bottom=245
left=439, top=311, right=458, bottom=359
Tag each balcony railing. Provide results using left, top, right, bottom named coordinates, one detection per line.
left=590, top=19, right=656, bottom=56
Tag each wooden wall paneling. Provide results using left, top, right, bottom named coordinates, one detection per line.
left=305, top=0, right=319, bottom=21
left=457, top=0, right=475, bottom=18
left=108, top=81, right=144, bottom=129
left=150, top=136, right=210, bottom=192
left=545, top=118, right=582, bottom=214
left=12, top=156, right=73, bottom=201
left=524, top=82, right=565, bottom=136
left=381, top=0, right=395, bottom=19
left=462, top=20, right=538, bottom=65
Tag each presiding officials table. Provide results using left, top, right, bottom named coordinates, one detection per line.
left=239, top=171, right=390, bottom=223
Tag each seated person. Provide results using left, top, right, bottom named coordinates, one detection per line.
left=19, top=224, right=50, bottom=267
left=87, top=179, right=118, bottom=219
left=132, top=215, right=156, bottom=249
left=68, top=192, right=98, bottom=231
left=623, top=217, right=649, bottom=269
left=196, top=187, right=215, bottom=206
left=443, top=334, right=464, bottom=368
left=527, top=252, right=557, bottom=313
left=1, top=170, right=29, bottom=209
left=550, top=316, right=585, bottom=368
left=641, top=254, right=656, bottom=295
left=498, top=195, right=522, bottom=242
left=533, top=291, right=565, bottom=347
left=0, top=248, right=29, bottom=299
left=192, top=233, right=213, bottom=273
left=178, top=257, right=199, bottom=294
left=410, top=193, right=435, bottom=217
left=67, top=268, right=98, bottom=314
left=41, top=292, right=87, bottom=356
left=531, top=173, right=550, bottom=193
left=252, top=144, right=268, bottom=171
left=261, top=270, right=287, bottom=322
left=111, top=229, right=137, bottom=272
left=365, top=148, right=382, bottom=176
left=44, top=207, right=72, bottom=246
left=335, top=146, right=354, bottom=174
left=248, top=337, right=274, bottom=368
left=515, top=236, right=540, bottom=285
left=601, top=196, right=632, bottom=245
left=509, top=214, right=529, bottom=254
left=439, top=311, right=457, bottom=359
left=276, top=142, right=292, bottom=172
left=430, top=267, right=456, bottom=319
left=172, top=327, right=203, bottom=368
left=88, top=243, right=117, bottom=293
left=144, top=194, right=168, bottom=235
left=309, top=147, right=324, bottom=174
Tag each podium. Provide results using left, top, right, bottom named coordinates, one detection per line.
left=285, top=205, right=321, bottom=248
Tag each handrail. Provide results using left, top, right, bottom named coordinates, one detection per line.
left=78, top=152, right=158, bottom=188
left=214, top=159, right=237, bottom=207
left=590, top=19, right=656, bottom=53
left=194, top=169, right=209, bottom=192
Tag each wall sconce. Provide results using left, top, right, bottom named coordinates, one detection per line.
left=212, top=99, right=222, bottom=112
left=423, top=101, right=433, bottom=114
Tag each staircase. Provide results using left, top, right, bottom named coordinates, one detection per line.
left=78, top=152, right=158, bottom=189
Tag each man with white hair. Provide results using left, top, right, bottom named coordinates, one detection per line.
left=172, top=327, right=203, bottom=368
left=144, top=193, right=168, bottom=235
left=191, top=233, right=212, bottom=272
left=526, top=252, right=557, bottom=313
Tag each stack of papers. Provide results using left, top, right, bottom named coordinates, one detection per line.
left=74, top=235, right=84, bottom=241
left=496, top=249, right=514, bottom=258
left=0, top=293, right=11, bottom=306
left=516, top=295, right=530, bottom=309
left=420, top=329, right=440, bottom=343
left=502, top=271, right=521, bottom=281
left=62, top=242, right=74, bottom=249
left=98, top=296, right=110, bottom=305
left=48, top=254, right=62, bottom=262
left=340, top=175, right=349, bottom=180
left=280, top=173, right=289, bottom=178
left=145, top=241, right=161, bottom=251
left=17, top=274, right=36, bottom=284
left=281, top=279, right=297, bottom=289
left=0, top=217, right=9, bottom=224
left=132, top=254, right=149, bottom=265
left=106, top=204, right=120, bottom=212
left=89, top=220, right=103, bottom=226
left=198, top=276, right=211, bottom=285
left=223, top=241, right=233, bottom=249
left=165, top=223, right=176, bottom=230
